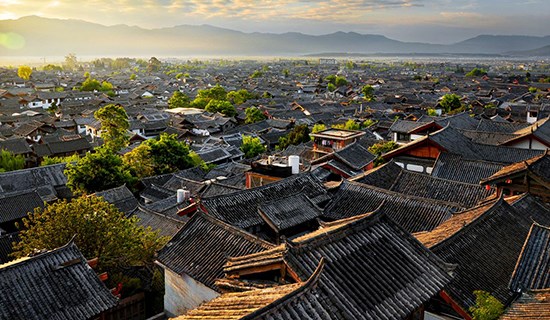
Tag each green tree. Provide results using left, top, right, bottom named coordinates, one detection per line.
left=146, top=133, right=202, bottom=175
left=13, top=195, right=167, bottom=272
left=528, top=87, right=538, bottom=93
left=122, top=143, right=155, bottom=179
left=196, top=85, right=227, bottom=102
left=168, top=91, right=190, bottom=109
left=80, top=77, right=102, bottom=91
left=240, top=135, right=266, bottom=158
left=277, top=124, right=310, bottom=150
left=0, top=149, right=25, bottom=172
left=469, top=291, right=504, bottom=320
left=333, top=119, right=360, bottom=130
left=84, top=71, right=90, bottom=78
left=94, top=104, right=129, bottom=152
left=325, top=75, right=336, bottom=84
left=327, top=83, right=336, bottom=92
left=440, top=94, right=462, bottom=113
left=311, top=123, right=327, bottom=134
left=41, top=154, right=80, bottom=166
left=205, top=100, right=236, bottom=117
left=361, top=85, right=375, bottom=102
left=362, top=119, right=376, bottom=128
left=250, top=70, right=264, bottom=78
left=130, top=73, right=137, bottom=80
left=147, top=57, right=162, bottom=73
left=65, top=148, right=136, bottom=194
left=245, top=107, right=266, bottom=124
left=427, top=108, right=438, bottom=116
left=283, top=69, right=290, bottom=78
left=335, top=76, right=348, bottom=87
left=47, top=102, right=58, bottom=115
left=368, top=141, right=399, bottom=167
left=465, top=68, right=488, bottom=77
left=228, top=89, right=254, bottom=105
left=64, top=53, right=78, bottom=71
left=42, top=64, right=63, bottom=72
left=17, top=65, right=32, bottom=80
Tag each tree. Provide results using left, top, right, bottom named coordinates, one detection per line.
left=47, top=102, right=58, bottom=115
left=361, top=85, right=375, bottom=102
left=42, top=64, right=63, bottom=72
left=146, top=133, right=201, bottom=175
left=147, top=57, right=162, bottom=73
left=427, top=108, right=438, bottom=116
left=469, top=291, right=504, bottom=320
left=335, top=76, right=348, bottom=87
left=333, top=119, right=360, bottom=130
left=277, top=124, right=310, bottom=150
left=240, top=135, right=266, bottom=158
left=41, top=154, right=80, bottom=166
left=440, top=94, right=462, bottom=113
left=65, top=147, right=136, bottom=194
left=13, top=195, right=167, bottom=272
left=17, top=65, right=32, bottom=80
left=0, top=149, right=25, bottom=172
left=465, top=68, right=487, bottom=77
left=228, top=89, right=254, bottom=105
left=122, top=143, right=155, bottom=179
left=205, top=100, right=236, bottom=117
left=64, top=53, right=78, bottom=71
left=168, top=91, right=190, bottom=109
left=312, top=123, right=327, bottom=134
left=196, top=85, right=227, bottom=102
left=94, top=104, right=129, bottom=152
left=327, top=83, right=336, bottom=92
left=80, top=77, right=101, bottom=91
left=245, top=107, right=266, bottom=124
left=362, top=119, right=376, bottom=128
left=368, top=141, right=399, bottom=167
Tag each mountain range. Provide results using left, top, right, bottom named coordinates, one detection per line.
left=1, top=16, right=550, bottom=57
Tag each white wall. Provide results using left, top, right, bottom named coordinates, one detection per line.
left=164, top=268, right=219, bottom=318
left=508, top=138, right=548, bottom=151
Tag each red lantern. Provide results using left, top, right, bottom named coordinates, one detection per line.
left=505, top=179, right=512, bottom=184
left=485, top=185, right=491, bottom=191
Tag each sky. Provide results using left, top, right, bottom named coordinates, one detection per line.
left=0, top=0, right=549, bottom=44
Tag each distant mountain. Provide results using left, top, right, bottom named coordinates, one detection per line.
left=1, top=16, right=550, bottom=57
left=507, top=44, right=550, bottom=57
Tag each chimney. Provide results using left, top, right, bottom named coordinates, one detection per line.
left=288, top=155, right=300, bottom=174
left=177, top=189, right=190, bottom=203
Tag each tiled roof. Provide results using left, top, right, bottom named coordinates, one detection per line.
left=501, top=290, right=550, bottom=320
left=510, top=223, right=550, bottom=292
left=201, top=173, right=327, bottom=229
left=430, top=197, right=550, bottom=310
left=324, top=181, right=459, bottom=233
left=94, top=185, right=138, bottom=215
left=431, top=152, right=504, bottom=184
left=0, top=242, right=118, bottom=320
left=332, top=142, right=375, bottom=170
left=0, top=232, right=19, bottom=264
left=258, top=193, right=323, bottom=233
left=0, top=190, right=44, bottom=224
left=157, top=213, right=273, bottom=291
left=220, top=211, right=452, bottom=320
left=480, top=152, right=550, bottom=184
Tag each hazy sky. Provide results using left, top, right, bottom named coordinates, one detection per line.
left=1, top=0, right=549, bottom=43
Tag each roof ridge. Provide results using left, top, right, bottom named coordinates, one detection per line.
left=240, top=258, right=325, bottom=320
left=0, top=240, right=78, bottom=271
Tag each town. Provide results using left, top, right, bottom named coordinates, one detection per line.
left=0, top=56, right=549, bottom=320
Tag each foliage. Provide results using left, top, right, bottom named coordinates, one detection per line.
left=41, top=154, right=81, bottom=166
left=528, top=87, right=538, bottom=93
left=469, top=291, right=504, bottom=320
left=345, top=60, right=355, bottom=69
left=17, top=65, right=32, bottom=80
left=205, top=100, right=236, bottom=117
left=147, top=57, right=162, bottom=73
left=130, top=73, right=137, bottom=80
left=362, top=119, right=376, bottom=128
left=427, top=108, right=438, bottom=116
left=311, top=123, right=327, bottom=134
left=250, top=70, right=264, bottom=78
left=146, top=133, right=202, bottom=175
left=368, top=141, right=399, bottom=167
left=190, top=97, right=210, bottom=109
left=227, top=89, right=254, bottom=105
left=0, top=149, right=25, bottom=172
left=440, top=94, right=462, bottom=113
left=42, top=64, right=63, bottom=72
left=327, top=83, right=336, bottom=92
left=13, top=195, right=168, bottom=272
left=65, top=147, right=136, bottom=194
left=197, top=85, right=228, bottom=101
left=168, top=91, right=190, bottom=109
left=335, top=76, right=348, bottom=87
left=361, top=85, right=375, bottom=102
left=465, top=68, right=488, bottom=77
left=332, top=119, right=360, bottom=130
left=283, top=69, right=290, bottom=78
left=80, top=77, right=101, bottom=91
left=240, top=135, right=266, bottom=158
left=94, top=104, right=130, bottom=152
left=325, top=75, right=336, bottom=84
left=122, top=143, right=155, bottom=179
left=277, top=124, right=310, bottom=150
left=484, top=103, right=496, bottom=109
left=47, top=102, right=58, bottom=115
left=244, top=107, right=266, bottom=124
left=64, top=53, right=78, bottom=71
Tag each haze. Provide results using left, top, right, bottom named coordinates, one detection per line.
left=1, top=0, right=549, bottom=44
